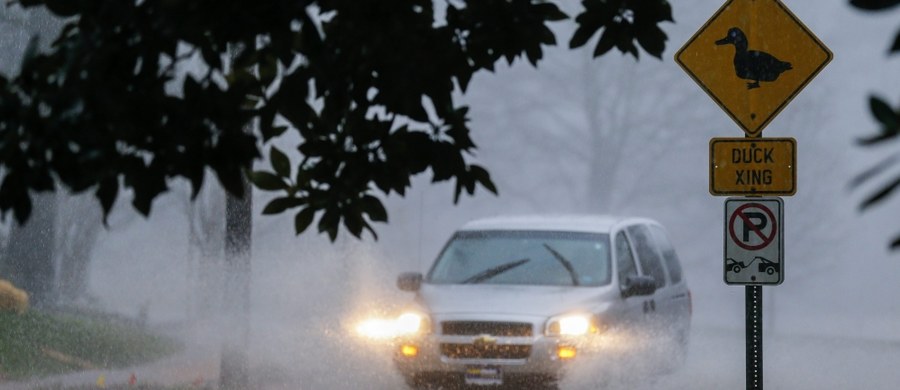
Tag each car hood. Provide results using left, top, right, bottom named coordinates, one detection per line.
left=416, top=283, right=616, bottom=317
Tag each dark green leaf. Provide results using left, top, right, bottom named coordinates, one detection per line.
left=131, top=191, right=153, bottom=216
left=890, top=234, right=900, bottom=250
left=540, top=26, right=557, bottom=46
left=269, top=147, right=291, bottom=178
left=470, top=165, right=497, bottom=194
left=456, top=71, right=474, bottom=93
left=202, top=48, right=222, bottom=70
left=12, top=192, right=31, bottom=225
left=570, top=24, right=600, bottom=49
left=635, top=25, right=667, bottom=59
left=294, top=207, right=316, bottom=235
left=361, top=195, right=388, bottom=222
left=343, top=212, right=364, bottom=238
left=453, top=180, right=463, bottom=204
left=861, top=174, right=900, bottom=210
left=860, top=96, right=900, bottom=145
left=95, top=177, right=119, bottom=223
left=249, top=171, right=288, bottom=191
left=850, top=154, right=900, bottom=188
left=363, top=223, right=379, bottom=241
left=850, top=0, right=900, bottom=10
left=892, top=30, right=900, bottom=54
left=258, top=54, right=278, bottom=88
left=271, top=126, right=289, bottom=138
left=43, top=0, right=80, bottom=17
left=870, top=96, right=899, bottom=129
left=318, top=208, right=340, bottom=241
left=858, top=132, right=900, bottom=145
left=19, top=36, right=40, bottom=70
left=536, top=3, right=568, bottom=21
left=262, top=197, right=306, bottom=215
left=594, top=28, right=618, bottom=57
left=525, top=45, right=542, bottom=66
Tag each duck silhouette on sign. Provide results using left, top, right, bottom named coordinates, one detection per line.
left=715, top=27, right=792, bottom=90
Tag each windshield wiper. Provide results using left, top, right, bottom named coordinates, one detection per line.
left=462, top=258, right=530, bottom=284
left=543, top=243, right=579, bottom=286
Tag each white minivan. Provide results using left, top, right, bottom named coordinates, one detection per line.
left=390, top=215, right=691, bottom=389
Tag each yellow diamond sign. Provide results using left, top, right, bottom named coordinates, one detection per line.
left=676, top=0, right=832, bottom=137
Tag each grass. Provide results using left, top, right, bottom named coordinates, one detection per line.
left=35, top=386, right=204, bottom=390
left=0, top=310, right=180, bottom=380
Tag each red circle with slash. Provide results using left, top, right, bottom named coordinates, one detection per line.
left=729, top=202, right=777, bottom=250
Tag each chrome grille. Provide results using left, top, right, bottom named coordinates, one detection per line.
left=441, top=321, right=533, bottom=337
left=440, top=343, right=532, bottom=359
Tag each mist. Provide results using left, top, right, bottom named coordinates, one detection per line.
left=2, top=0, right=900, bottom=389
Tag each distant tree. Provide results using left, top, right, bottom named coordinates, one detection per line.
left=849, top=0, right=900, bottom=249
left=56, top=190, right=103, bottom=305
left=4, top=192, right=56, bottom=307
left=0, top=0, right=675, bottom=240
left=463, top=47, right=700, bottom=215
left=174, top=177, right=226, bottom=318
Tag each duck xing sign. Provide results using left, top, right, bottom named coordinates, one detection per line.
left=710, top=137, right=796, bottom=196
left=675, top=0, right=832, bottom=137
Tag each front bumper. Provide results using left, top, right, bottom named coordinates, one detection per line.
left=392, top=332, right=579, bottom=380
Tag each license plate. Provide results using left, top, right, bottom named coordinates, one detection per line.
left=464, top=365, right=503, bottom=386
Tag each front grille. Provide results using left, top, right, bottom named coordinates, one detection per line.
left=441, top=321, right=533, bottom=337
left=440, top=343, right=532, bottom=359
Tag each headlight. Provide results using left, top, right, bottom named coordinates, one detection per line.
left=395, top=312, right=426, bottom=335
left=545, top=314, right=600, bottom=336
left=356, top=312, right=429, bottom=339
left=356, top=318, right=398, bottom=339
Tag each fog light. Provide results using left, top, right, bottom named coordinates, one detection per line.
left=400, top=344, right=419, bottom=357
left=557, top=346, right=577, bottom=360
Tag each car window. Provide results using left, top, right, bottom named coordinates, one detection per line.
left=427, top=230, right=612, bottom=287
left=650, top=225, right=683, bottom=284
left=626, top=225, right=667, bottom=288
left=615, top=231, right=637, bottom=287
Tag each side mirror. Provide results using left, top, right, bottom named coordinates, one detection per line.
left=622, top=275, right=657, bottom=298
left=397, top=272, right=423, bottom=292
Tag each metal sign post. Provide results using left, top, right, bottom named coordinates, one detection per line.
left=747, top=285, right=763, bottom=390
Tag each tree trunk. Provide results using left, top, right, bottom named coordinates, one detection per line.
left=57, top=194, right=103, bottom=304
left=220, top=179, right=252, bottom=390
left=185, top=182, right=226, bottom=321
left=4, top=192, right=58, bottom=308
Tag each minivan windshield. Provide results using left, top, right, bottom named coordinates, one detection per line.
left=427, top=230, right=612, bottom=287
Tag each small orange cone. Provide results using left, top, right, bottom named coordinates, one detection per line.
left=96, top=374, right=106, bottom=388
left=128, top=373, right=137, bottom=386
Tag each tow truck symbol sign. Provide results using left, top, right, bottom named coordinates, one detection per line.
left=726, top=256, right=780, bottom=275
left=724, top=197, right=783, bottom=285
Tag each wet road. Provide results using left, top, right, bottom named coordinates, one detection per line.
left=252, top=324, right=900, bottom=390
left=2, top=322, right=899, bottom=389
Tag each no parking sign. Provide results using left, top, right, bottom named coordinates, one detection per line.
left=725, top=197, right=783, bottom=285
